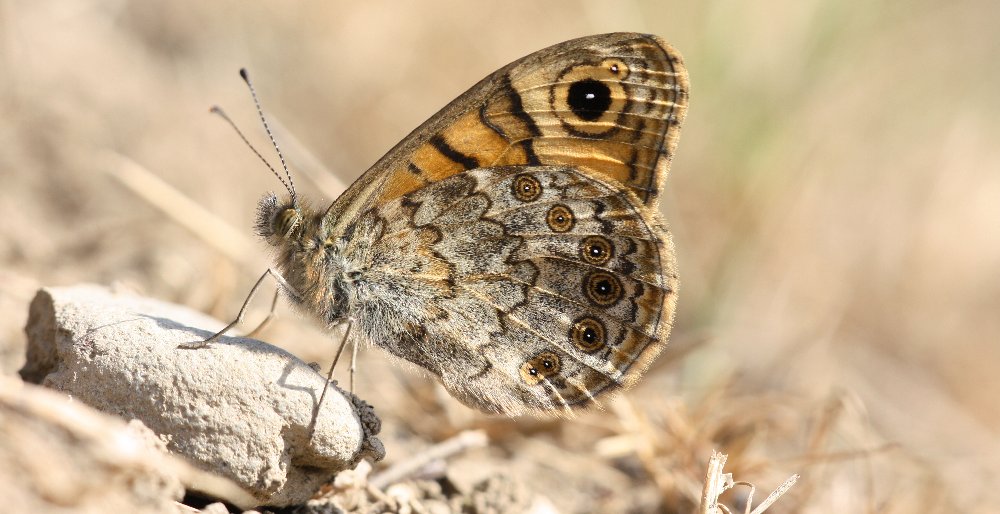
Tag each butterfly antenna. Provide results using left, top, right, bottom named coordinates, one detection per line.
left=209, top=105, right=292, bottom=197
left=239, top=68, right=297, bottom=204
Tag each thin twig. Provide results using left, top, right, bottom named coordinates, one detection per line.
left=369, top=430, right=489, bottom=490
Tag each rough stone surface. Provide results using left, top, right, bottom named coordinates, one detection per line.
left=21, top=285, right=385, bottom=507
left=0, top=375, right=185, bottom=513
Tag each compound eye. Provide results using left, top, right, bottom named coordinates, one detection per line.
left=275, top=208, right=302, bottom=238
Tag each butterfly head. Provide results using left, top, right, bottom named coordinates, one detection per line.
left=254, top=190, right=349, bottom=324
left=255, top=192, right=304, bottom=243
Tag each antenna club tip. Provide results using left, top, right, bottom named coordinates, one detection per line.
left=239, top=68, right=250, bottom=81
left=209, top=105, right=222, bottom=114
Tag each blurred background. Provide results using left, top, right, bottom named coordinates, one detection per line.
left=1, top=1, right=997, bottom=512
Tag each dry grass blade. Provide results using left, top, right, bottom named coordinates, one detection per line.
left=747, top=473, right=799, bottom=514
left=699, top=452, right=734, bottom=514
left=699, top=451, right=798, bottom=514
left=100, top=151, right=256, bottom=267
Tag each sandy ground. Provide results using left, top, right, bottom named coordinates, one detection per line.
left=2, top=1, right=998, bottom=512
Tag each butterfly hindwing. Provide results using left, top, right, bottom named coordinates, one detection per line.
left=349, top=165, right=677, bottom=414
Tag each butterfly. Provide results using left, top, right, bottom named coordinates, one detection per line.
left=240, top=32, right=687, bottom=416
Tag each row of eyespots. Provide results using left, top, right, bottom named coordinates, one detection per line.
left=519, top=315, right=610, bottom=385
left=519, top=351, right=561, bottom=385
left=517, top=270, right=623, bottom=385
left=511, top=173, right=578, bottom=233
left=515, top=58, right=638, bottom=387
left=511, top=174, right=626, bottom=306
left=509, top=176, right=623, bottom=268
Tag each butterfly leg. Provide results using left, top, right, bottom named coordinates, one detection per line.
left=245, top=288, right=281, bottom=339
left=349, top=337, right=359, bottom=394
left=323, top=321, right=353, bottom=386
left=181, top=267, right=299, bottom=349
left=310, top=322, right=353, bottom=438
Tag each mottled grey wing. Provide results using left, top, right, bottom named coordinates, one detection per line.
left=349, top=165, right=676, bottom=415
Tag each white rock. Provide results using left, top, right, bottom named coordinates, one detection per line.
left=21, top=285, right=384, bottom=507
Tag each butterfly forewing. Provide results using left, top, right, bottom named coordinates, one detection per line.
left=324, top=32, right=688, bottom=233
